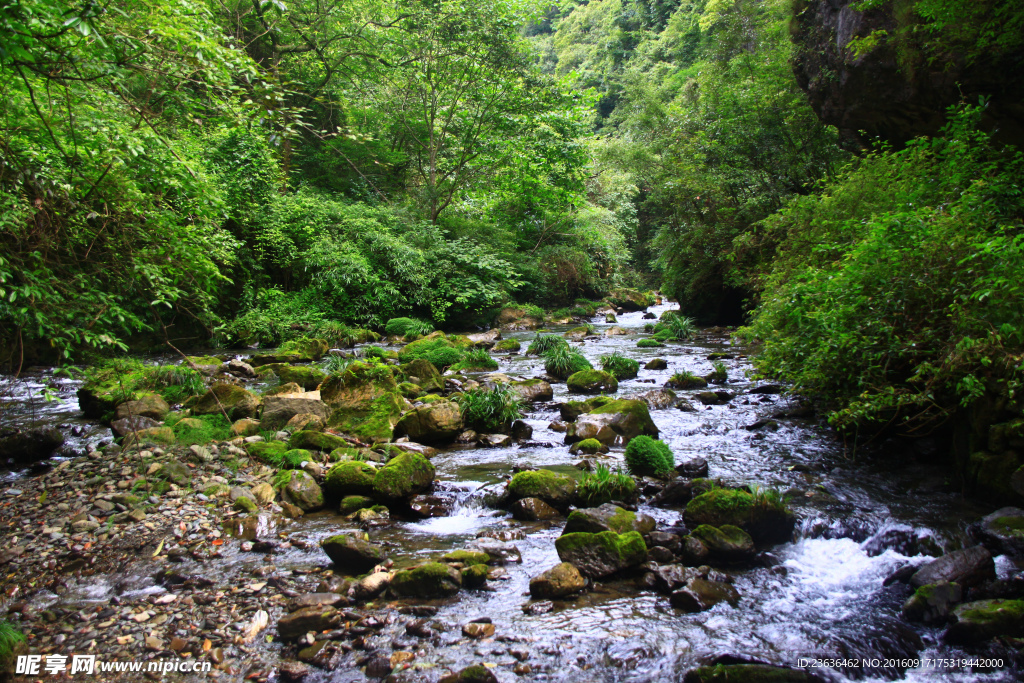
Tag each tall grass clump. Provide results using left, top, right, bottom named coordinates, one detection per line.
left=543, top=344, right=592, bottom=379
left=454, top=383, right=523, bottom=432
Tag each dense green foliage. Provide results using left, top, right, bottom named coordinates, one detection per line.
left=454, top=383, right=523, bottom=432
left=599, top=352, right=639, bottom=380
left=543, top=344, right=593, bottom=379
left=624, top=434, right=674, bottom=476
left=577, top=463, right=636, bottom=506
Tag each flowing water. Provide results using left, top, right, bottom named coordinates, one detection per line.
left=2, top=301, right=1021, bottom=682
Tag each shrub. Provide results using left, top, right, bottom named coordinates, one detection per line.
left=385, top=317, right=435, bottom=338
left=577, top=463, right=637, bottom=506
left=527, top=334, right=568, bottom=355
left=311, top=320, right=358, bottom=347
left=624, top=435, right=674, bottom=477
left=398, top=335, right=465, bottom=369
left=543, top=344, right=592, bottom=379
left=637, top=339, right=664, bottom=348
left=150, top=366, right=206, bottom=404
left=454, top=383, right=523, bottom=432
left=600, top=352, right=640, bottom=380
left=665, top=315, right=698, bottom=340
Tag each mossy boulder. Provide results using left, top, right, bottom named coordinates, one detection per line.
left=511, top=378, right=553, bottom=402
left=563, top=326, right=593, bottom=341
left=494, top=339, right=521, bottom=352
left=324, top=460, right=378, bottom=498
left=234, top=496, right=257, bottom=513
left=393, top=400, right=463, bottom=444
left=400, top=359, right=444, bottom=393
left=158, top=460, right=191, bottom=487
left=273, top=365, right=327, bottom=391
left=390, top=562, right=462, bottom=598
left=529, top=562, right=586, bottom=599
left=461, top=564, right=489, bottom=588
left=567, top=369, right=619, bottom=395
left=566, top=398, right=659, bottom=446
left=124, top=426, right=176, bottom=446
left=645, top=358, right=668, bottom=370
left=247, top=441, right=305, bottom=468
left=563, top=504, right=655, bottom=536
left=339, top=495, right=376, bottom=515
left=252, top=338, right=329, bottom=365
left=192, top=383, right=260, bottom=421
left=321, top=534, right=386, bottom=574
left=260, top=395, right=330, bottom=431
left=184, top=355, right=222, bottom=368
left=573, top=438, right=603, bottom=455
left=289, top=430, right=349, bottom=453
left=439, top=664, right=499, bottom=683
left=507, top=469, right=577, bottom=511
left=637, top=339, right=665, bottom=348
left=281, top=470, right=324, bottom=511
left=685, top=488, right=795, bottom=545
left=441, top=549, right=491, bottom=566
left=902, top=581, right=962, bottom=623
left=554, top=530, right=647, bottom=578
left=559, top=396, right=615, bottom=422
left=114, top=393, right=170, bottom=421
left=970, top=506, right=1024, bottom=557
left=398, top=333, right=466, bottom=369
left=372, top=451, right=435, bottom=500
left=689, top=524, right=756, bottom=563
left=320, top=362, right=404, bottom=443
left=231, top=418, right=261, bottom=437
left=944, top=598, right=1024, bottom=644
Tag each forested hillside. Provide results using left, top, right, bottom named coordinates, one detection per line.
left=3, top=0, right=1024, bottom=437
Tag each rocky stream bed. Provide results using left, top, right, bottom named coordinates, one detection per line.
left=1, top=302, right=1023, bottom=683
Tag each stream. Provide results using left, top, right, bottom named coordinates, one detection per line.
left=1, top=301, right=1020, bottom=682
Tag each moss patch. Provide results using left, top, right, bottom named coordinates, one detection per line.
left=507, top=469, right=577, bottom=510
left=373, top=452, right=435, bottom=500
left=324, top=460, right=378, bottom=498
left=289, top=430, right=348, bottom=452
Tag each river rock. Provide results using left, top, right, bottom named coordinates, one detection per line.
left=323, top=460, right=377, bottom=498
left=565, top=399, right=659, bottom=446
left=943, top=598, right=1024, bottom=644
left=466, top=329, right=501, bottom=346
left=676, top=457, right=709, bottom=478
left=277, top=606, right=341, bottom=641
left=390, top=562, right=461, bottom=598
left=350, top=571, right=391, bottom=601
left=510, top=497, right=561, bottom=521
left=644, top=359, right=668, bottom=370
left=506, top=469, right=577, bottom=511
left=110, top=415, right=162, bottom=437
left=969, top=507, right=1024, bottom=558
left=689, top=525, right=756, bottom=564
left=373, top=451, right=435, bottom=500
left=469, top=538, right=523, bottom=565
left=282, top=471, right=323, bottom=511
left=529, top=562, right=586, bottom=599
left=0, top=427, right=65, bottom=463
left=159, top=460, right=191, bottom=486
left=387, top=441, right=439, bottom=458
left=480, top=433, right=513, bottom=448
left=339, top=495, right=375, bottom=515
left=394, top=400, right=463, bottom=444
left=511, top=379, right=554, bottom=402
left=685, top=488, right=795, bottom=545
left=289, top=430, right=348, bottom=452
left=902, top=581, right=962, bottom=623
left=555, top=530, right=646, bottom=578
left=320, top=534, right=386, bottom=574
left=910, top=545, right=995, bottom=589
left=511, top=419, right=533, bottom=441
left=439, top=665, right=498, bottom=683
left=115, top=394, right=170, bottom=420
left=630, top=389, right=677, bottom=410
left=683, top=663, right=821, bottom=683
left=669, top=578, right=740, bottom=612
left=567, top=370, right=619, bottom=395
left=563, top=504, right=655, bottom=536
left=408, top=494, right=449, bottom=517
left=400, top=359, right=444, bottom=393
left=193, top=382, right=260, bottom=420
left=321, top=362, right=405, bottom=443
left=261, top=395, right=330, bottom=432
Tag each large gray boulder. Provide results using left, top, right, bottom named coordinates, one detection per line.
left=393, top=400, right=463, bottom=444
left=910, top=546, right=995, bottom=589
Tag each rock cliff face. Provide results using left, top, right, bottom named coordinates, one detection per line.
left=790, top=0, right=1024, bottom=146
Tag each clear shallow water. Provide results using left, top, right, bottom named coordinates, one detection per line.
left=3, top=301, right=1019, bottom=681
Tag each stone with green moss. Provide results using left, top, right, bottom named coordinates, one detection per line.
left=685, top=488, right=795, bottom=545
left=289, top=430, right=348, bottom=453
left=390, top=561, right=462, bottom=598
left=399, top=358, right=444, bottom=393
left=572, top=438, right=603, bottom=455
left=689, top=524, right=756, bottom=563
left=327, top=446, right=363, bottom=462
left=398, top=333, right=466, bottom=368
left=203, top=483, right=230, bottom=498
left=399, top=381, right=423, bottom=399
left=637, top=339, right=665, bottom=349
left=394, top=400, right=463, bottom=444
left=246, top=441, right=288, bottom=467
left=192, top=383, right=260, bottom=421
left=902, top=581, right=962, bottom=623
left=274, top=365, right=327, bottom=391
left=123, top=426, right=176, bottom=447
left=558, top=396, right=614, bottom=422
left=252, top=338, right=329, bottom=365
left=567, top=369, right=619, bottom=395
left=281, top=470, right=323, bottom=511
left=507, top=469, right=577, bottom=511
left=510, top=378, right=553, bottom=403
left=320, top=362, right=404, bottom=443
left=324, top=461, right=377, bottom=498
left=114, top=393, right=170, bottom=421
left=494, top=339, right=521, bottom=352
left=554, top=530, right=646, bottom=578
left=320, top=534, right=386, bottom=574
left=158, top=460, right=191, bottom=486
left=339, top=495, right=375, bottom=515
left=442, top=549, right=491, bottom=566
left=563, top=503, right=654, bottom=536
left=233, top=496, right=257, bottom=513
left=373, top=452, right=435, bottom=500
left=529, top=562, right=586, bottom=599
left=683, top=663, right=820, bottom=682
left=566, top=398, right=659, bottom=446
left=185, top=355, right=222, bottom=368
left=944, top=598, right=1024, bottom=644
left=461, top=564, right=489, bottom=588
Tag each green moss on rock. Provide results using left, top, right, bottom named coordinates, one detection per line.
left=372, top=451, right=435, bottom=500
left=567, top=369, right=619, bottom=394
left=289, top=430, right=349, bottom=452
left=324, top=460, right=378, bottom=498
left=442, top=549, right=491, bottom=565
left=507, top=469, right=577, bottom=510
left=390, top=562, right=462, bottom=598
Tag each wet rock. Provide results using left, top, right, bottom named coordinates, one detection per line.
left=647, top=546, right=676, bottom=563
left=229, top=486, right=257, bottom=503
left=288, top=430, right=347, bottom=452
left=281, top=501, right=305, bottom=518
left=651, top=480, right=696, bottom=507
left=969, top=507, right=1024, bottom=558
left=511, top=420, right=533, bottom=441
left=480, top=433, right=513, bottom=448
left=278, top=660, right=310, bottom=682
left=324, top=460, right=378, bottom=498
left=115, top=394, right=170, bottom=421
left=689, top=525, right=756, bottom=564
left=649, top=531, right=683, bottom=553
left=462, top=621, right=495, bottom=639
left=910, top=545, right=995, bottom=589
left=902, top=581, right=962, bottom=623
left=644, top=358, right=668, bottom=370
left=555, top=530, right=647, bottom=578
left=439, top=664, right=499, bottom=683
left=563, top=504, right=655, bottom=536
left=695, top=391, right=733, bottom=405
left=277, top=606, right=342, bottom=641
left=373, top=451, right=435, bottom=500
left=339, top=495, right=375, bottom=515
left=510, top=497, right=561, bottom=521
left=159, top=460, right=191, bottom=486
left=685, top=488, right=795, bottom=545
left=506, top=469, right=577, bottom=510
left=683, top=663, right=821, bottom=683
left=530, top=562, right=586, bottom=599
left=388, top=441, right=439, bottom=459
left=193, top=382, right=260, bottom=420
left=565, top=399, right=659, bottom=446
left=284, top=413, right=325, bottom=433
left=670, top=578, right=740, bottom=612
left=261, top=395, right=330, bottom=432
left=461, top=563, right=489, bottom=588
left=408, top=494, right=450, bottom=517
left=351, top=571, right=391, bottom=601
left=394, top=400, right=463, bottom=444
left=676, top=457, right=709, bottom=479
left=0, top=427, right=65, bottom=463
left=522, top=601, right=553, bottom=616
left=231, top=417, right=262, bottom=437
left=631, top=389, right=677, bottom=410
left=225, top=358, right=255, bottom=377
left=511, top=379, right=553, bottom=403
left=567, top=369, right=619, bottom=395
left=748, top=384, right=784, bottom=395
left=400, top=358, right=444, bottom=393
left=943, top=598, right=1024, bottom=644
left=469, top=538, right=523, bottom=565
left=251, top=482, right=276, bottom=505
left=110, top=415, right=162, bottom=437
left=282, top=471, right=324, bottom=511
left=390, top=562, right=461, bottom=598
left=321, top=534, right=387, bottom=574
